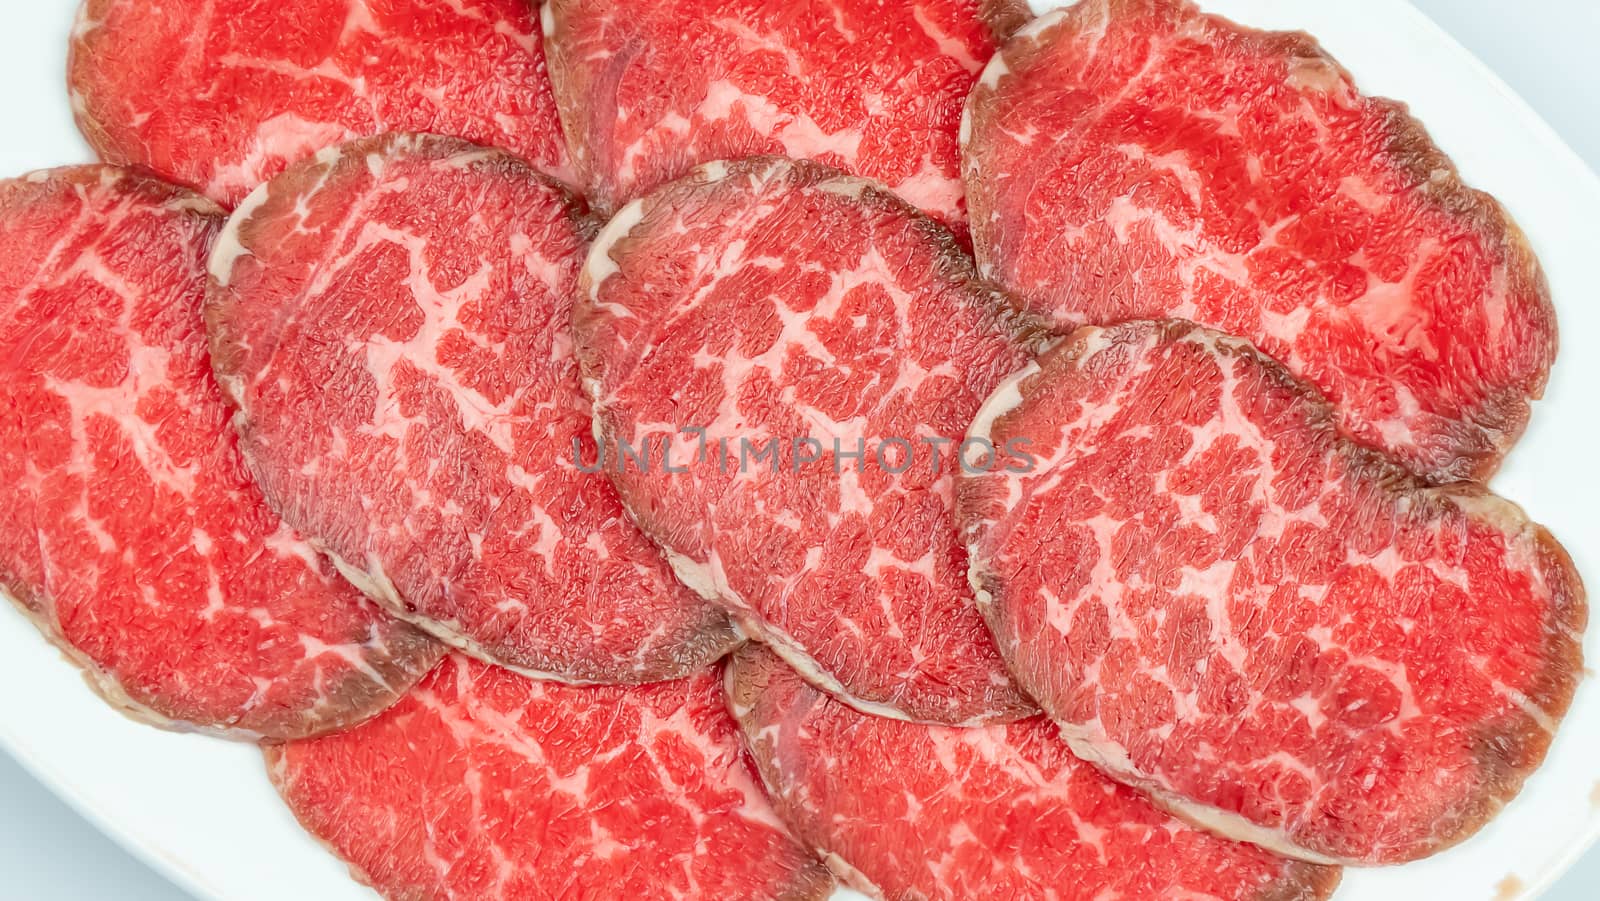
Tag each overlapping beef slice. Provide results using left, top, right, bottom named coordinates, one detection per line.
left=268, top=653, right=835, bottom=900
left=0, top=165, right=441, bottom=739
left=963, top=0, right=1557, bottom=482
left=543, top=0, right=1030, bottom=237
left=207, top=133, right=736, bottom=685
left=70, top=0, right=574, bottom=205
left=575, top=156, right=1043, bottom=725
left=729, top=646, right=1341, bottom=900
left=958, top=319, right=1585, bottom=864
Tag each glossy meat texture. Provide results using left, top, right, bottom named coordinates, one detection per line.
left=729, top=646, right=1340, bottom=900
left=0, top=166, right=440, bottom=739
left=958, top=320, right=1585, bottom=864
left=574, top=157, right=1042, bottom=725
left=206, top=133, right=735, bottom=685
left=69, top=0, right=574, bottom=207
left=542, top=0, right=1030, bottom=236
left=962, top=0, right=1558, bottom=483
left=267, top=653, right=835, bottom=901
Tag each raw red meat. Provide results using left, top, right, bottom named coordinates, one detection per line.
left=69, top=0, right=574, bottom=207
left=267, top=652, right=834, bottom=900
left=207, top=133, right=735, bottom=684
left=574, top=157, right=1042, bottom=725
left=962, top=0, right=1557, bottom=483
left=957, top=319, right=1586, bottom=864
left=729, top=646, right=1341, bottom=900
left=542, top=0, right=1030, bottom=235
left=0, top=166, right=441, bottom=739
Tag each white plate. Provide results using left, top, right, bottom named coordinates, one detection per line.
left=1, top=1, right=1596, bottom=899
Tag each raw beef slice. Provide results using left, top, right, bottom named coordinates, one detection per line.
left=542, top=0, right=1030, bottom=235
left=267, top=653, right=834, bottom=901
left=69, top=0, right=574, bottom=207
left=958, top=319, right=1585, bottom=864
left=207, top=133, right=735, bottom=684
left=962, top=0, right=1557, bottom=483
left=729, top=646, right=1340, bottom=900
left=575, top=157, right=1043, bottom=725
left=0, top=166, right=441, bottom=739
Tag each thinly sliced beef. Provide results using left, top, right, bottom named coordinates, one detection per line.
left=70, top=0, right=573, bottom=206
left=0, top=166, right=440, bottom=739
left=729, top=646, right=1340, bottom=900
left=575, top=157, right=1042, bottom=725
left=962, top=0, right=1557, bottom=482
left=207, top=133, right=735, bottom=685
left=958, top=319, right=1585, bottom=864
left=267, top=653, right=835, bottom=901
left=542, top=0, right=1030, bottom=236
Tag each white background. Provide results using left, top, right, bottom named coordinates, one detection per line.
left=0, top=0, right=1597, bottom=899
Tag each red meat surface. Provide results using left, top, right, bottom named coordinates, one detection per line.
left=206, top=133, right=735, bottom=684
left=574, top=157, right=1042, bottom=725
left=962, top=0, right=1558, bottom=483
left=0, top=166, right=440, bottom=739
left=267, top=653, right=834, bottom=900
left=543, top=0, right=1030, bottom=236
left=69, top=0, right=574, bottom=206
left=957, top=319, right=1585, bottom=864
left=729, top=645, right=1340, bottom=900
